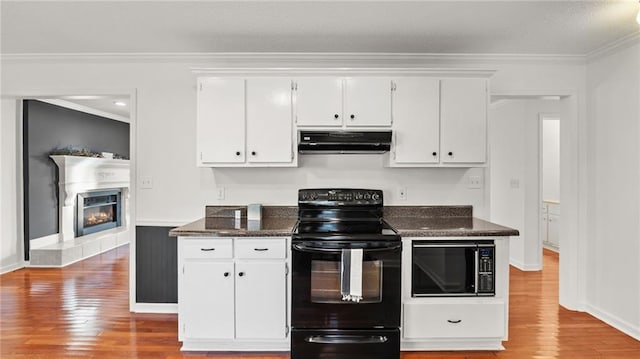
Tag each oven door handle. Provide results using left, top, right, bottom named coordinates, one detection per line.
left=292, top=243, right=401, bottom=253
left=304, top=334, right=388, bottom=344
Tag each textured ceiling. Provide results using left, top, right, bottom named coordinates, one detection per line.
left=1, top=0, right=639, bottom=56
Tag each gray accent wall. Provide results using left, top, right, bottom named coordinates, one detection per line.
left=22, top=100, right=129, bottom=255
left=135, top=226, right=178, bottom=303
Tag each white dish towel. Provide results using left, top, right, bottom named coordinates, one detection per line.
left=341, top=248, right=363, bottom=302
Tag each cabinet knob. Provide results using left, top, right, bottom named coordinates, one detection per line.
left=448, top=151, right=453, bottom=156
left=432, top=152, right=437, bottom=156
left=350, top=114, right=355, bottom=120
left=251, top=151, right=256, bottom=156
left=334, top=114, right=339, bottom=119
left=223, top=272, right=230, bottom=277
left=238, top=272, right=245, bottom=277
left=235, top=151, right=241, bottom=156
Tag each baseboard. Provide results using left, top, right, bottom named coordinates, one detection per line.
left=509, top=257, right=542, bottom=271
left=586, top=304, right=640, bottom=341
left=1, top=261, right=26, bottom=275
left=133, top=303, right=178, bottom=314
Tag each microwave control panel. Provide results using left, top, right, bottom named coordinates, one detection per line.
left=477, top=246, right=495, bottom=294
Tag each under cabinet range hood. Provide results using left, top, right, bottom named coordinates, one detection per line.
left=298, top=130, right=392, bottom=154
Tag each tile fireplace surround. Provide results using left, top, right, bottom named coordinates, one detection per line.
left=29, top=155, right=131, bottom=267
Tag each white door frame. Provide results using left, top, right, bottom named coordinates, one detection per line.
left=490, top=91, right=585, bottom=312
left=1, top=88, right=138, bottom=311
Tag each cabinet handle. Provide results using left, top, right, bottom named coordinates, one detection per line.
left=334, top=114, right=339, bottom=119
left=238, top=272, right=245, bottom=277
left=251, top=151, right=256, bottom=156
left=350, top=114, right=355, bottom=120
left=254, top=248, right=269, bottom=251
left=235, top=151, right=241, bottom=156
left=432, top=152, right=437, bottom=156
left=223, top=272, right=230, bottom=277
left=200, top=248, right=215, bottom=251
left=448, top=151, right=453, bottom=156
left=447, top=319, right=462, bottom=324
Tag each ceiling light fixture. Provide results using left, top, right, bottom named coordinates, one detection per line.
left=113, top=101, right=127, bottom=107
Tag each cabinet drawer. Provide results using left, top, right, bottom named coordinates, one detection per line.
left=234, top=238, right=286, bottom=259
left=182, top=239, right=233, bottom=259
left=403, top=302, right=505, bottom=339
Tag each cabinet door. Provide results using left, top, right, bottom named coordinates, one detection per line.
left=294, top=77, right=343, bottom=127
left=246, top=78, right=294, bottom=163
left=235, top=261, right=287, bottom=339
left=344, top=78, right=392, bottom=127
left=391, top=78, right=440, bottom=164
left=440, top=78, right=487, bottom=163
left=197, top=77, right=246, bottom=164
left=181, top=260, right=235, bottom=339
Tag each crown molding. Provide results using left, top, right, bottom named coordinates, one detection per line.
left=1, top=52, right=586, bottom=67
left=586, top=32, right=640, bottom=63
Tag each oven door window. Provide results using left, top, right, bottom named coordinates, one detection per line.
left=310, top=259, right=382, bottom=304
left=412, top=244, right=475, bottom=295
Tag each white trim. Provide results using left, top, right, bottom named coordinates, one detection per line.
left=38, top=99, right=129, bottom=123
left=508, top=258, right=541, bottom=272
left=1, top=261, right=26, bottom=275
left=586, top=32, right=640, bottom=63
left=134, top=303, right=178, bottom=314
left=29, top=233, right=60, bottom=249
left=191, top=67, right=497, bottom=77
left=586, top=304, right=640, bottom=341
left=0, top=52, right=586, bottom=66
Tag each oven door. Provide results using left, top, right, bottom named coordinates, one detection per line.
left=291, top=240, right=401, bottom=329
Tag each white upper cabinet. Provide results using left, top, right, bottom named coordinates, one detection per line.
left=391, top=78, right=440, bottom=164
left=344, top=78, right=393, bottom=127
left=294, top=77, right=392, bottom=127
left=197, top=77, right=296, bottom=167
left=246, top=78, right=294, bottom=163
left=294, top=77, right=343, bottom=127
left=440, top=78, right=488, bottom=164
left=197, top=77, right=246, bottom=164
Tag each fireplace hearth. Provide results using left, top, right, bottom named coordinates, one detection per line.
left=76, top=189, right=122, bottom=236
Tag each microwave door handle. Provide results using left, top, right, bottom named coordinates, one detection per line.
left=292, top=243, right=401, bottom=254
left=474, top=248, right=479, bottom=295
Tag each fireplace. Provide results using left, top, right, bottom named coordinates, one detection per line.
left=76, top=189, right=122, bottom=236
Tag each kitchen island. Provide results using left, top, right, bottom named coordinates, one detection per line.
left=169, top=205, right=518, bottom=352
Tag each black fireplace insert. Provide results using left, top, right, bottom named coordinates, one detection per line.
left=76, top=189, right=122, bottom=236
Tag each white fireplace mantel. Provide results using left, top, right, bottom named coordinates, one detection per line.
left=50, top=155, right=130, bottom=242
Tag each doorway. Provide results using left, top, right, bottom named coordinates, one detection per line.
left=540, top=114, right=560, bottom=253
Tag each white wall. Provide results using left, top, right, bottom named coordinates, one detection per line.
left=489, top=98, right=560, bottom=271
left=1, top=99, right=22, bottom=273
left=1, top=55, right=588, bottom=309
left=542, top=117, right=560, bottom=202
left=586, top=42, right=640, bottom=339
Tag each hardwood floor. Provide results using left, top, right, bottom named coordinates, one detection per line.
left=2, top=247, right=639, bottom=358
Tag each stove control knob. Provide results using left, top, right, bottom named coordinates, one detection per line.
left=355, top=193, right=363, bottom=200
left=372, top=193, right=380, bottom=201
left=364, top=193, right=371, bottom=200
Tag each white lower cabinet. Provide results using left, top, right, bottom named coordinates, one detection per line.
left=403, top=301, right=505, bottom=339
left=178, top=237, right=289, bottom=351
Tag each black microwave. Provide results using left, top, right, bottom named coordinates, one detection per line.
left=411, top=240, right=495, bottom=297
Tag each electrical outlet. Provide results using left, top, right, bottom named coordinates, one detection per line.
left=510, top=178, right=520, bottom=189
left=468, top=175, right=483, bottom=189
left=216, top=187, right=225, bottom=200
left=139, top=176, right=153, bottom=189
left=398, top=187, right=407, bottom=201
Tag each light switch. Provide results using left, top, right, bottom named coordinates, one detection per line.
left=140, top=176, right=153, bottom=189
left=216, top=187, right=225, bottom=200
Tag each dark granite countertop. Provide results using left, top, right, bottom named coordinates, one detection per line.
left=169, top=205, right=518, bottom=238
left=168, top=216, right=297, bottom=237
left=385, top=216, right=519, bottom=237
